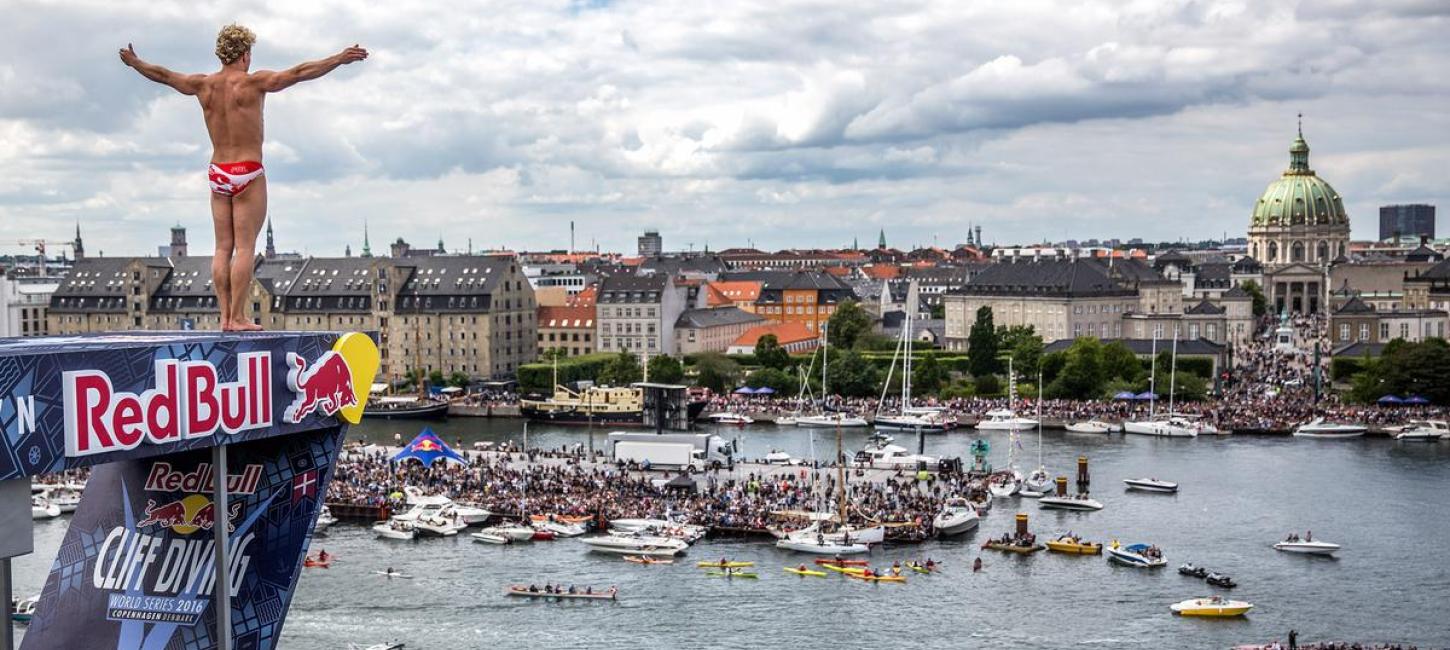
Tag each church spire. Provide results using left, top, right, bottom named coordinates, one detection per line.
left=73, top=220, right=85, bottom=259
left=361, top=221, right=373, bottom=258
left=878, top=229, right=886, bottom=250
left=1288, top=113, right=1312, bottom=175
left=264, top=218, right=276, bottom=259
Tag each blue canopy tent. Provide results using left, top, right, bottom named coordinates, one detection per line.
left=1404, top=395, right=1430, bottom=405
left=393, top=428, right=467, bottom=466
left=1135, top=391, right=1158, bottom=401
left=754, top=386, right=776, bottom=395
left=1112, top=391, right=1138, bottom=400
left=733, top=387, right=756, bottom=394
left=1377, top=395, right=1404, bottom=406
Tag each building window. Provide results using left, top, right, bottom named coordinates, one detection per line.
left=1339, top=324, right=1349, bottom=341
left=1400, top=323, right=1410, bottom=340
left=1380, top=323, right=1389, bottom=340
left=1359, top=324, right=1369, bottom=341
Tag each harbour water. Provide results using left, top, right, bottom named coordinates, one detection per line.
left=16, top=419, right=1450, bottom=648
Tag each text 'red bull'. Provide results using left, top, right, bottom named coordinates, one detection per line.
left=283, top=351, right=356, bottom=424
left=62, top=353, right=273, bottom=458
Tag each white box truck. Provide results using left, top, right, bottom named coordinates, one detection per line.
left=613, top=441, right=699, bottom=470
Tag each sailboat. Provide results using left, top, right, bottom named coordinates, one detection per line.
left=988, top=359, right=1024, bottom=498
left=797, top=323, right=868, bottom=428
left=874, top=280, right=957, bottom=432
left=1123, top=330, right=1200, bottom=437
left=777, top=424, right=880, bottom=553
left=1021, top=369, right=1051, bottom=496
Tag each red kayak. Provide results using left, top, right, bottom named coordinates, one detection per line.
left=531, top=530, right=557, bottom=541
left=814, top=558, right=869, bottom=567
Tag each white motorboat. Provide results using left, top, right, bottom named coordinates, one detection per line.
left=774, top=415, right=798, bottom=426
left=532, top=519, right=588, bottom=538
left=32, top=484, right=82, bottom=514
left=974, top=408, right=1039, bottom=431
left=581, top=534, right=689, bottom=557
left=1038, top=494, right=1104, bottom=511
left=855, top=441, right=938, bottom=470
left=1123, top=478, right=1179, bottom=493
left=932, top=498, right=980, bottom=537
left=1274, top=539, right=1340, bottom=555
left=774, top=537, right=869, bottom=555
left=1170, top=596, right=1254, bottom=617
left=480, top=523, right=537, bottom=542
left=1106, top=542, right=1166, bottom=568
left=470, top=531, right=511, bottom=545
left=1066, top=420, right=1121, bottom=433
left=707, top=412, right=754, bottom=425
left=11, top=595, right=38, bottom=624
left=1123, top=415, right=1202, bottom=438
left=1293, top=417, right=1366, bottom=439
left=874, top=408, right=958, bottom=432
left=372, top=520, right=416, bottom=541
left=764, top=449, right=799, bottom=465
left=1023, top=467, right=1052, bottom=494
left=395, top=491, right=489, bottom=526
left=796, top=413, right=870, bottom=428
left=1393, top=420, right=1446, bottom=441
left=314, top=505, right=338, bottom=533
left=609, top=519, right=708, bottom=543
left=31, top=495, right=60, bottom=520
left=414, top=513, right=466, bottom=537
left=988, top=472, right=1021, bottom=498
left=449, top=503, right=492, bottom=525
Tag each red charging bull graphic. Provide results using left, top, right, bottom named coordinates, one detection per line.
left=135, top=495, right=242, bottom=534
left=282, top=351, right=357, bottom=424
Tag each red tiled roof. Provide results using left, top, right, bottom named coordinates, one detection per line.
left=861, top=265, right=902, bottom=280
left=537, top=305, right=596, bottom=329
left=566, top=285, right=597, bottom=307
left=731, top=321, right=817, bottom=348
left=706, top=280, right=762, bottom=304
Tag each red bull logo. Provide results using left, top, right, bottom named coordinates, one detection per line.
left=63, top=353, right=273, bottom=458
left=413, top=439, right=441, bottom=452
left=135, top=494, right=240, bottom=534
left=283, top=351, right=357, bottom=424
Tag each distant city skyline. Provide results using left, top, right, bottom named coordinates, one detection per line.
left=1, top=1, right=1446, bottom=257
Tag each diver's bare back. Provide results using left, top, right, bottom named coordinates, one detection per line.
left=197, top=71, right=266, bottom=163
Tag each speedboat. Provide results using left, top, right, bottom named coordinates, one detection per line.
left=855, top=441, right=938, bottom=470
left=1293, top=417, right=1366, bottom=439
left=471, top=531, right=511, bottom=545
left=1123, top=415, right=1202, bottom=438
left=1106, top=542, right=1166, bottom=568
left=413, top=513, right=466, bottom=537
left=1066, top=420, right=1120, bottom=433
left=610, top=519, right=707, bottom=543
left=532, top=519, right=588, bottom=538
left=372, top=520, right=416, bottom=541
left=1273, top=539, right=1340, bottom=555
left=395, top=491, right=489, bottom=527
left=764, top=449, right=798, bottom=465
left=581, top=534, right=689, bottom=557
left=707, top=412, right=754, bottom=425
left=1170, top=596, right=1253, bottom=617
left=479, top=522, right=537, bottom=542
left=1178, top=563, right=1208, bottom=578
left=11, top=595, right=38, bottom=624
left=974, top=408, right=1039, bottom=431
left=774, top=537, right=869, bottom=555
left=315, top=505, right=338, bottom=533
left=31, top=495, right=60, bottom=520
left=875, top=407, right=958, bottom=432
left=1038, top=493, right=1104, bottom=511
left=775, top=415, right=798, bottom=426
left=1394, top=420, right=1447, bottom=441
left=32, top=484, right=82, bottom=513
left=1205, top=572, right=1237, bottom=589
left=1124, top=478, right=1179, bottom=493
left=1045, top=535, right=1102, bottom=555
left=932, top=498, right=981, bottom=537
left=796, top=413, right=869, bottom=428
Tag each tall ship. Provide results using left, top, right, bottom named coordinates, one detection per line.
left=522, top=384, right=710, bottom=426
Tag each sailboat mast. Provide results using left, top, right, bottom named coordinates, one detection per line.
left=836, top=422, right=847, bottom=525
left=1148, top=331, right=1159, bottom=418
left=1036, top=368, right=1044, bottom=467
left=1168, top=328, right=1178, bottom=415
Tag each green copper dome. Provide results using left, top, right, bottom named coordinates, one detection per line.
left=1250, top=130, right=1348, bottom=227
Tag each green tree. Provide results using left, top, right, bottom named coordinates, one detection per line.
left=1101, top=340, right=1143, bottom=383
left=1348, top=338, right=1450, bottom=405
left=753, top=334, right=791, bottom=370
left=428, top=369, right=445, bottom=388
left=827, top=300, right=872, bottom=350
left=1000, top=325, right=1044, bottom=378
left=966, top=306, right=999, bottom=377
left=911, top=351, right=947, bottom=395
left=694, top=353, right=741, bottom=394
left=826, top=349, right=881, bottom=397
left=929, top=303, right=945, bottom=319
left=646, top=354, right=685, bottom=383
left=973, top=373, right=1002, bottom=396
left=1047, top=337, right=1106, bottom=399
left=447, top=371, right=471, bottom=388
left=1166, top=371, right=1207, bottom=402
left=745, top=367, right=794, bottom=395
left=1040, top=351, right=1067, bottom=385
left=1241, top=280, right=1268, bottom=318
left=599, top=351, right=642, bottom=386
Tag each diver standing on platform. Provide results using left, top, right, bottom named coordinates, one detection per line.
left=119, top=25, right=367, bottom=331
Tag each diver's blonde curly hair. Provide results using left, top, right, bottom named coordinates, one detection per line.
left=215, top=24, right=255, bottom=65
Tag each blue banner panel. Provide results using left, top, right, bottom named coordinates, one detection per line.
left=20, top=426, right=343, bottom=650
left=0, top=331, right=375, bottom=481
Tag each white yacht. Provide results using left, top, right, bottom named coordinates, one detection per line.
left=1123, top=415, right=1202, bottom=438
left=1038, top=493, right=1104, bottom=511
left=784, top=520, right=885, bottom=546
left=1393, top=420, right=1446, bottom=441
left=1274, top=537, right=1340, bottom=555
left=31, top=495, right=61, bottom=520
left=764, top=449, right=799, bottom=465
left=609, top=519, right=708, bottom=542
left=707, top=412, right=754, bottom=425
left=414, top=512, right=467, bottom=537
left=532, top=519, right=588, bottom=538
left=932, top=498, right=980, bottom=537
left=1293, top=418, right=1367, bottom=439
left=796, top=412, right=870, bottom=428
left=477, top=523, right=536, bottom=542
left=874, top=407, right=959, bottom=432
left=1066, top=420, right=1120, bottom=433
left=774, top=537, right=869, bottom=555
left=1106, top=542, right=1166, bottom=568
left=855, top=441, right=938, bottom=470
left=32, top=484, right=82, bottom=514
left=1123, top=478, right=1179, bottom=493
left=581, top=534, right=689, bottom=557
left=975, top=408, right=1039, bottom=431
left=399, top=488, right=490, bottom=525
left=372, top=520, right=416, bottom=541
left=314, top=505, right=338, bottom=533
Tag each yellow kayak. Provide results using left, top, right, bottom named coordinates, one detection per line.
left=847, top=573, right=906, bottom=583
left=697, top=561, right=755, bottom=569
left=1046, top=538, right=1103, bottom=555
left=820, top=563, right=866, bottom=575
left=783, top=567, right=828, bottom=577
left=906, top=563, right=937, bottom=574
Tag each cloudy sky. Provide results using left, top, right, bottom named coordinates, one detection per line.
left=2, top=0, right=1446, bottom=258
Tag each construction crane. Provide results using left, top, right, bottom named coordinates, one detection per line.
left=14, top=240, right=74, bottom=278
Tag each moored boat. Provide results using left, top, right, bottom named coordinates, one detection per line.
left=1393, top=420, right=1446, bottom=441
left=1045, top=535, right=1102, bottom=555
left=706, top=412, right=754, bottom=425
left=372, top=520, right=416, bottom=540
left=1124, top=478, right=1179, bottom=493
left=481, top=522, right=542, bottom=542
left=31, top=495, right=61, bottom=520
left=314, top=505, right=338, bottom=533
left=363, top=396, right=449, bottom=420
left=796, top=413, right=870, bottom=428
left=775, top=538, right=869, bottom=555
left=582, top=534, right=689, bottom=557
left=1106, top=542, right=1166, bottom=568
left=974, top=408, right=1038, bottom=431
left=471, top=532, right=511, bottom=545
left=932, top=498, right=981, bottom=537
left=11, top=595, right=38, bottom=624
left=1065, top=420, right=1120, bottom=433
left=1037, top=494, right=1104, bottom=511
left=1170, top=596, right=1253, bottom=617
left=532, top=519, right=588, bottom=538
left=1293, top=417, right=1366, bottom=439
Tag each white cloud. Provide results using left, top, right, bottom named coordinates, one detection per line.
left=1, top=0, right=1447, bottom=257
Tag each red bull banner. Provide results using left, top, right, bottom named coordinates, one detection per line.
left=20, top=426, right=344, bottom=650
left=0, top=331, right=378, bottom=480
